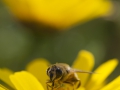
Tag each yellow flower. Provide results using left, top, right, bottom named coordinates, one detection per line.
left=0, top=50, right=120, bottom=90
left=3, top=0, right=113, bottom=29
left=26, top=50, right=119, bottom=90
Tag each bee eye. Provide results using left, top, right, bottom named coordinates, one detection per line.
left=50, top=73, right=53, bottom=81
left=56, top=68, right=62, bottom=79
left=47, top=67, right=50, bottom=75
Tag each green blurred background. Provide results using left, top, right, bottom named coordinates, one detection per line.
left=0, top=0, right=120, bottom=82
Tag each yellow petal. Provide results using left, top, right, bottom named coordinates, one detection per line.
left=72, top=50, right=94, bottom=86
left=0, top=87, right=5, bottom=90
left=78, top=87, right=85, bottom=90
left=0, top=87, right=6, bottom=90
left=9, top=71, right=44, bottom=90
left=114, top=86, right=120, bottom=90
left=0, top=68, right=14, bottom=88
left=0, top=84, right=8, bottom=90
left=101, top=76, right=120, bottom=90
left=26, top=58, right=49, bottom=89
left=86, top=59, right=119, bottom=90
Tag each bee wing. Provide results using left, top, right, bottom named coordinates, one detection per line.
left=73, top=69, right=96, bottom=74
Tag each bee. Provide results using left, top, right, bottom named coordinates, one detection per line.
left=46, top=63, right=94, bottom=90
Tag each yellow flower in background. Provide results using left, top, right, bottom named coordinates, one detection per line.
left=3, top=0, right=113, bottom=29
left=0, top=50, right=120, bottom=90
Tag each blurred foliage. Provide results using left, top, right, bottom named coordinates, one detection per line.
left=0, top=0, right=120, bottom=82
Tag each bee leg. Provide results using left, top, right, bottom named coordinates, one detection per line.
left=46, top=82, right=51, bottom=90
left=64, top=80, right=81, bottom=90
left=58, top=83, right=63, bottom=89
left=63, top=82, right=74, bottom=90
left=72, top=80, right=81, bottom=90
left=74, top=80, right=81, bottom=89
left=46, top=81, right=52, bottom=90
left=52, top=82, right=54, bottom=90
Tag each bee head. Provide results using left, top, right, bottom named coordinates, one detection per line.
left=47, top=65, right=63, bottom=81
